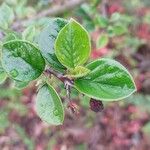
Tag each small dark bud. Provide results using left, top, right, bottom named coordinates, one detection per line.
left=90, top=98, right=104, bottom=112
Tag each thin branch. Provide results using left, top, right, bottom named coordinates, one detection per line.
left=45, top=68, right=74, bottom=86
left=12, top=0, right=87, bottom=30
left=45, top=68, right=74, bottom=107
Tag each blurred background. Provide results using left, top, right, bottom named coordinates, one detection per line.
left=0, top=0, right=150, bottom=150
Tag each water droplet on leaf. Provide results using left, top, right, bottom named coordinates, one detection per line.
left=53, top=109, right=59, bottom=116
left=10, top=69, right=19, bottom=78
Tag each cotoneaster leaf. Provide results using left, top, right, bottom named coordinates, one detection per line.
left=1, top=40, right=45, bottom=82
left=55, top=18, right=91, bottom=69
left=38, top=18, right=67, bottom=72
left=36, top=84, right=64, bottom=125
left=75, top=58, right=136, bottom=101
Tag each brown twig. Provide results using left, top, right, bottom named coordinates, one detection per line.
left=45, top=68, right=74, bottom=86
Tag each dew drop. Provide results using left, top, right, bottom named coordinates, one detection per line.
left=10, top=69, right=19, bottom=78
left=53, top=109, right=59, bottom=116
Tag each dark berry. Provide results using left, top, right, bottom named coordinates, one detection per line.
left=90, top=98, right=104, bottom=112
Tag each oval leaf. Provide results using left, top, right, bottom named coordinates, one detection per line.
left=36, top=84, right=64, bottom=125
left=38, top=18, right=67, bottom=72
left=1, top=40, right=45, bottom=82
left=55, top=18, right=91, bottom=69
left=75, top=58, right=136, bottom=101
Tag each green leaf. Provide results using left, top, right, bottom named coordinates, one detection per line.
left=0, top=67, right=7, bottom=84
left=38, top=18, right=67, bottom=72
left=1, top=40, right=45, bottom=82
left=113, top=24, right=127, bottom=35
left=22, top=25, right=36, bottom=42
left=66, top=66, right=90, bottom=78
left=95, top=15, right=109, bottom=28
left=55, top=18, right=91, bottom=69
left=36, top=84, right=64, bottom=125
left=96, top=34, right=109, bottom=48
left=0, top=3, right=14, bottom=29
left=75, top=58, right=136, bottom=101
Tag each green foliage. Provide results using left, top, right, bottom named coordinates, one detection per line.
left=38, top=18, right=67, bottom=72
left=95, top=15, right=109, bottom=28
left=0, top=17, right=136, bottom=125
left=75, top=59, right=136, bottom=101
left=36, top=84, right=64, bottom=125
left=1, top=40, right=45, bottom=82
left=55, top=18, right=91, bottom=69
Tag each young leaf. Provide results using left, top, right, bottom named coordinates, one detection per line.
left=36, top=84, right=64, bottom=125
left=75, top=58, right=136, bottom=101
left=55, top=18, right=91, bottom=69
left=38, top=18, right=67, bottom=72
left=0, top=67, right=7, bottom=84
left=66, top=66, right=90, bottom=78
left=1, top=40, right=45, bottom=82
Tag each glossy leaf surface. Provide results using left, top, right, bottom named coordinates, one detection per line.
left=75, top=58, right=136, bottom=101
left=1, top=40, right=45, bottom=82
left=55, top=18, right=91, bottom=68
left=38, top=18, right=67, bottom=72
left=36, top=84, right=64, bottom=125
